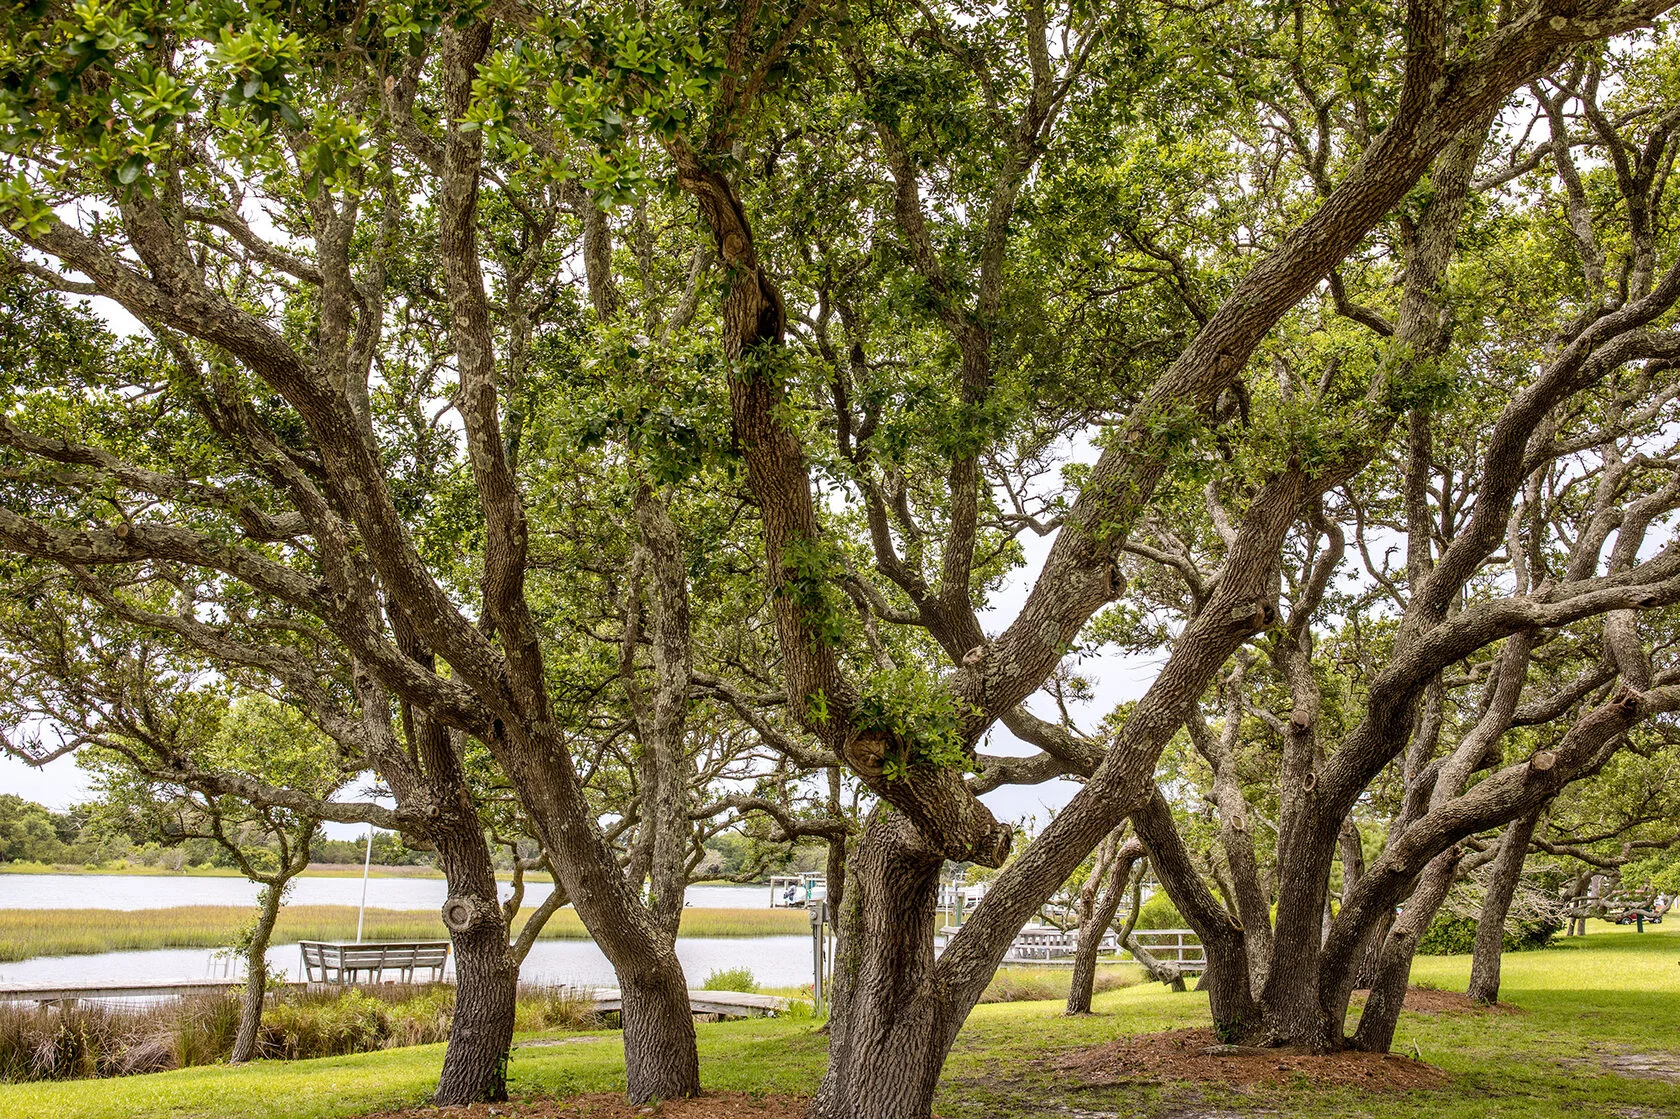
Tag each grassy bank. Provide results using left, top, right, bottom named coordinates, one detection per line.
left=0, top=862, right=510, bottom=881
left=0, top=905, right=807, bottom=962
left=0, top=983, right=601, bottom=1083
left=2, top=928, right=1673, bottom=1118
left=2, top=863, right=777, bottom=886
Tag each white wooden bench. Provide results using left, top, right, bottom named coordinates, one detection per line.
left=297, top=940, right=451, bottom=984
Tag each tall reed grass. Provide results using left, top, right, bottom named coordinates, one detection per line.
left=0, top=905, right=805, bottom=963
left=0, top=982, right=595, bottom=1082
left=976, top=965, right=1141, bottom=1004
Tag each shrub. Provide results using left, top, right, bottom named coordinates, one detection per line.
left=516, top=984, right=598, bottom=1032
left=1417, top=911, right=1562, bottom=956
left=700, top=967, right=758, bottom=992
left=1130, top=891, right=1186, bottom=930
left=258, top=989, right=395, bottom=1059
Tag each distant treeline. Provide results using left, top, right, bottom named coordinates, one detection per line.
left=0, top=794, right=429, bottom=870
left=1, top=793, right=827, bottom=878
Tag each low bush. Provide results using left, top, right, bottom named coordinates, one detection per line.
left=1130, top=891, right=1186, bottom=930
left=700, top=967, right=758, bottom=992
left=1417, top=911, right=1562, bottom=956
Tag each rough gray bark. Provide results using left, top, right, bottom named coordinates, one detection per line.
left=1349, top=847, right=1466, bottom=1052
left=1466, top=804, right=1545, bottom=1003
left=1133, top=790, right=1258, bottom=1037
left=807, top=812, right=950, bottom=1119
left=422, top=713, right=519, bottom=1106
left=1066, top=831, right=1142, bottom=1015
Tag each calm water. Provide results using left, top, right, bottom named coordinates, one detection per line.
left=0, top=874, right=771, bottom=912
left=0, top=875, right=811, bottom=990
left=0, top=935, right=815, bottom=990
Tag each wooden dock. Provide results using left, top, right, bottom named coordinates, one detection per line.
left=586, top=988, right=793, bottom=1018
left=0, top=979, right=306, bottom=1006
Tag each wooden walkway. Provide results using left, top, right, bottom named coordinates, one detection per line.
left=0, top=980, right=793, bottom=1018
left=0, top=980, right=306, bottom=1005
left=586, top=988, right=793, bottom=1018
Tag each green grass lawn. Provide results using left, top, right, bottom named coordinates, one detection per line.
left=4, top=928, right=1676, bottom=1119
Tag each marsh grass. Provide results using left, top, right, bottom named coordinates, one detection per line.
left=513, top=984, right=599, bottom=1033
left=978, top=965, right=1142, bottom=1004
left=700, top=967, right=759, bottom=992
left=0, top=982, right=596, bottom=1082
left=0, top=905, right=805, bottom=962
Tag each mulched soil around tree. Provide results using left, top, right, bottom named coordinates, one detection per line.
left=1049, top=1027, right=1448, bottom=1091
left=360, top=1092, right=808, bottom=1119
left=1357, top=985, right=1521, bottom=1015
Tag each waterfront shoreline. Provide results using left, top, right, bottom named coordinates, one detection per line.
left=0, top=905, right=807, bottom=963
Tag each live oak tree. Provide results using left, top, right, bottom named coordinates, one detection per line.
left=0, top=573, right=352, bottom=1060
left=1075, top=40, right=1680, bottom=1051
left=0, top=2, right=843, bottom=1102
left=0, top=567, right=573, bottom=1098
left=596, top=4, right=1680, bottom=1115
left=5, top=1, right=1680, bottom=1117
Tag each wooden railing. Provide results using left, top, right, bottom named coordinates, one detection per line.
left=1127, top=928, right=1207, bottom=972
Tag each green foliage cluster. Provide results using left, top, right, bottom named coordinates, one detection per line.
left=0, top=793, right=429, bottom=872
left=853, top=666, right=971, bottom=782
left=0, top=795, right=80, bottom=864
left=777, top=535, right=853, bottom=650
left=1128, top=890, right=1186, bottom=931
left=1416, top=911, right=1562, bottom=957
left=699, top=967, right=758, bottom=993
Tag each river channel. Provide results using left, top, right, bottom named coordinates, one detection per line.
left=0, top=874, right=815, bottom=990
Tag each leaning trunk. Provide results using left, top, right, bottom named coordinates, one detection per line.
left=1132, top=790, right=1257, bottom=1039
left=1466, top=805, right=1543, bottom=1004
left=1350, top=847, right=1462, bottom=1052
left=230, top=881, right=284, bottom=1063
left=1067, top=839, right=1138, bottom=1015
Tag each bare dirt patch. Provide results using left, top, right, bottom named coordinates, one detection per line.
left=1347, top=985, right=1521, bottom=1015
left=1049, top=1027, right=1448, bottom=1091
left=1601, top=1053, right=1680, bottom=1083
left=360, top=1091, right=807, bottom=1119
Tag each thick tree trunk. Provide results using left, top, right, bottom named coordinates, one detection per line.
left=403, top=703, right=522, bottom=1108
left=437, top=896, right=519, bottom=1105
left=432, top=791, right=518, bottom=1105
left=1066, top=835, right=1140, bottom=1015
left=1466, top=804, right=1543, bottom=1004
left=230, top=881, right=284, bottom=1063
left=808, top=813, right=958, bottom=1119
left=1349, top=847, right=1462, bottom=1052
